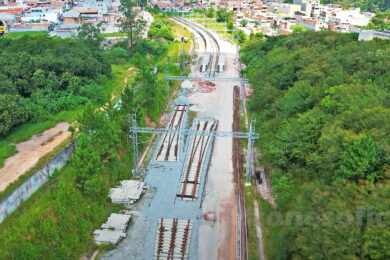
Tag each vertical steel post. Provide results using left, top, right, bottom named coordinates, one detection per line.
left=246, top=119, right=255, bottom=183
left=131, top=113, right=139, bottom=176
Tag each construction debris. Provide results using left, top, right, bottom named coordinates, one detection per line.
left=197, top=80, right=216, bottom=93
left=109, top=180, right=146, bottom=205
left=94, top=213, right=132, bottom=245
left=203, top=211, right=217, bottom=222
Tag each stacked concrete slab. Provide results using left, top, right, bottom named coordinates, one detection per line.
left=94, top=213, right=131, bottom=245
left=109, top=180, right=145, bottom=205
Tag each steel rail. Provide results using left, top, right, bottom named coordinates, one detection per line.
left=174, top=17, right=221, bottom=76
left=190, top=121, right=217, bottom=197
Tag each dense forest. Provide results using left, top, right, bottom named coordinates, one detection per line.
left=241, top=32, right=390, bottom=259
left=0, top=16, right=187, bottom=259
left=0, top=36, right=111, bottom=136
left=321, top=0, right=389, bottom=11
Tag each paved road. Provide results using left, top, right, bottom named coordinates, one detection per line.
left=185, top=22, right=241, bottom=260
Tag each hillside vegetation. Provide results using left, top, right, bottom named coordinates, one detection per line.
left=241, top=32, right=390, bottom=259
left=0, top=15, right=189, bottom=259
left=0, top=35, right=114, bottom=167
left=0, top=36, right=111, bottom=136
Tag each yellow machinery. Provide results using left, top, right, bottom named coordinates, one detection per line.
left=0, top=20, right=6, bottom=36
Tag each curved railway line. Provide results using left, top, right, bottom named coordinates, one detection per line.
left=173, top=17, right=221, bottom=77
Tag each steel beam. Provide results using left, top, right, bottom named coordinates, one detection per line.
left=165, top=75, right=248, bottom=83
left=129, top=127, right=258, bottom=139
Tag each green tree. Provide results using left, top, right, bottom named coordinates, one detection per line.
left=216, top=8, right=233, bottom=23
left=0, top=94, right=29, bottom=135
left=77, top=23, right=103, bottom=46
left=241, top=29, right=390, bottom=260
left=292, top=24, right=308, bottom=33
left=340, top=135, right=384, bottom=182
left=234, top=30, right=247, bottom=44
left=240, top=19, right=248, bottom=27
left=119, top=0, right=145, bottom=49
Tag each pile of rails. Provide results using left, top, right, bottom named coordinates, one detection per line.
left=109, top=180, right=146, bottom=205
left=94, top=213, right=132, bottom=245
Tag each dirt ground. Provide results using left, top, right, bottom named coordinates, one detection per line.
left=0, top=122, right=71, bottom=192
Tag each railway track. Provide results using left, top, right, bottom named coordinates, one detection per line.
left=233, top=86, right=248, bottom=260
left=154, top=218, right=192, bottom=260
left=177, top=119, right=218, bottom=200
left=172, top=17, right=207, bottom=52
left=173, top=17, right=221, bottom=77
left=156, top=105, right=188, bottom=162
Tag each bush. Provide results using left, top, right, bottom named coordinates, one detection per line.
left=104, top=47, right=130, bottom=64
left=148, top=21, right=174, bottom=41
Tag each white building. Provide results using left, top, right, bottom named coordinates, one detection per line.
left=277, top=3, right=301, bottom=17
left=331, top=8, right=371, bottom=27
left=21, top=7, right=60, bottom=23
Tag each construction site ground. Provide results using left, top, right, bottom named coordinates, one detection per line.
left=102, top=20, right=241, bottom=260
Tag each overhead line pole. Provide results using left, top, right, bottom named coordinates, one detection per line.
left=131, top=113, right=140, bottom=176
left=129, top=114, right=259, bottom=180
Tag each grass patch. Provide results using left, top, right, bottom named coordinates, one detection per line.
left=5, top=120, right=58, bottom=144
left=258, top=195, right=286, bottom=260
left=102, top=32, right=127, bottom=38
left=168, top=18, right=193, bottom=53
left=0, top=141, right=16, bottom=168
left=184, top=13, right=237, bottom=43
left=4, top=31, right=48, bottom=39
left=245, top=186, right=260, bottom=260
left=102, top=64, right=136, bottom=101
left=0, top=152, right=126, bottom=259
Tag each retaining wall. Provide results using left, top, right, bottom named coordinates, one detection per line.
left=0, top=144, right=74, bottom=223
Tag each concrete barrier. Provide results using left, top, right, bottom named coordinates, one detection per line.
left=0, top=144, right=74, bottom=223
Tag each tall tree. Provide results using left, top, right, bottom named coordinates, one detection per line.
left=119, top=0, right=145, bottom=49
left=77, top=23, right=103, bottom=46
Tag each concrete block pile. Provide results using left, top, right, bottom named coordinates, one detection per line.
left=94, top=213, right=132, bottom=245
